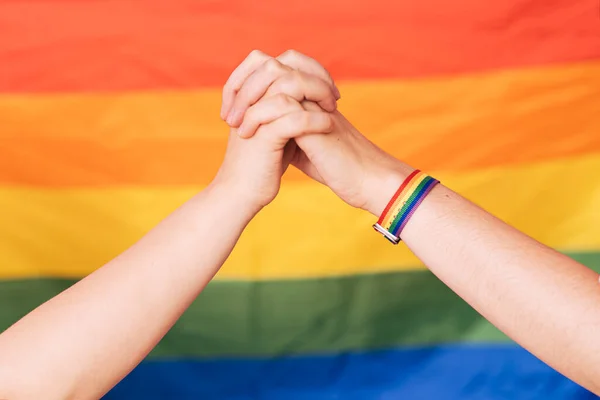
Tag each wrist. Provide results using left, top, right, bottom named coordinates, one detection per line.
left=362, top=161, right=416, bottom=217
left=205, top=178, right=262, bottom=223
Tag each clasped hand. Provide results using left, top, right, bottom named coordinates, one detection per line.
left=214, top=50, right=414, bottom=217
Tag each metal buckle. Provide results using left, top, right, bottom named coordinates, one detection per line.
left=373, top=223, right=400, bottom=245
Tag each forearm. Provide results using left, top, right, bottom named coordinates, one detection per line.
left=0, top=182, right=255, bottom=400
left=216, top=46, right=600, bottom=394
left=375, top=164, right=600, bottom=394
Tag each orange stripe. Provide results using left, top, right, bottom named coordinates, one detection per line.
left=0, top=0, right=598, bottom=92
left=1, top=62, right=599, bottom=186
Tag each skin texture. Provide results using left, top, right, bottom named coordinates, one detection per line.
left=0, top=74, right=336, bottom=400
left=0, top=49, right=598, bottom=398
left=223, top=50, right=600, bottom=395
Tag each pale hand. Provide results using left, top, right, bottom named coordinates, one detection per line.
left=214, top=94, right=334, bottom=212
left=222, top=50, right=414, bottom=216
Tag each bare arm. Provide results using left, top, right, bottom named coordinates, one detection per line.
left=0, top=69, right=337, bottom=399
left=373, top=165, right=600, bottom=394
left=224, top=49, right=600, bottom=395
left=0, top=184, right=254, bottom=400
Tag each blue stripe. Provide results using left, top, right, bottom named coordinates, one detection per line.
left=105, top=344, right=595, bottom=399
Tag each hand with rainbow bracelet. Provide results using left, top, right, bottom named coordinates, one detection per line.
left=222, top=50, right=600, bottom=394
left=220, top=50, right=416, bottom=221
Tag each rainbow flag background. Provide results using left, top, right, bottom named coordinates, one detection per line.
left=1, top=1, right=599, bottom=398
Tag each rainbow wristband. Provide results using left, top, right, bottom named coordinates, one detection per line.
left=373, top=170, right=439, bottom=244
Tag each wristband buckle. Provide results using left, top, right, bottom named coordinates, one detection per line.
left=373, top=223, right=400, bottom=245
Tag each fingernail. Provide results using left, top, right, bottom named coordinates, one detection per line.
left=237, top=125, right=246, bottom=137
left=226, top=109, right=237, bottom=126
left=333, top=85, right=341, bottom=100
left=220, top=102, right=231, bottom=120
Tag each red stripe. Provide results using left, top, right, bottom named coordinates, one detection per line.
left=377, top=169, right=420, bottom=225
left=1, top=0, right=598, bottom=93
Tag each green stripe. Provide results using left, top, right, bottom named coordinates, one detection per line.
left=1, top=251, right=598, bottom=358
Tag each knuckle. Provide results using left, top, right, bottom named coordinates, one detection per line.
left=281, top=49, right=300, bottom=59
left=275, top=93, right=293, bottom=106
left=244, top=105, right=258, bottom=123
left=276, top=72, right=295, bottom=88
left=264, top=58, right=283, bottom=73
left=289, top=69, right=304, bottom=82
left=323, top=113, right=334, bottom=131
left=234, top=87, right=251, bottom=104
left=276, top=72, right=303, bottom=98
left=249, top=49, right=266, bottom=60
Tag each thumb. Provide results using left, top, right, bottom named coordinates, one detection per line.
left=301, top=100, right=324, bottom=112
left=258, top=110, right=334, bottom=148
left=290, top=145, right=325, bottom=184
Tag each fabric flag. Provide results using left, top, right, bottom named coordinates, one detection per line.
left=1, top=0, right=599, bottom=398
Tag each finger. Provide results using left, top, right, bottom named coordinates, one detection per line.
left=256, top=110, right=334, bottom=146
left=227, top=58, right=291, bottom=127
left=237, top=93, right=302, bottom=138
left=265, top=70, right=337, bottom=113
left=277, top=49, right=340, bottom=99
left=290, top=146, right=325, bottom=184
left=221, top=50, right=271, bottom=120
left=301, top=100, right=324, bottom=112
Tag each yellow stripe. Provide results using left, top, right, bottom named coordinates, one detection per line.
left=382, top=172, right=427, bottom=228
left=1, top=154, right=599, bottom=280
